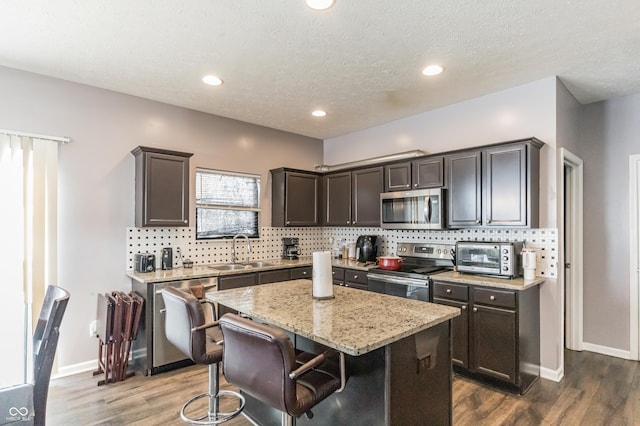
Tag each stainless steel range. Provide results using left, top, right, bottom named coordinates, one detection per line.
left=367, top=242, right=455, bottom=302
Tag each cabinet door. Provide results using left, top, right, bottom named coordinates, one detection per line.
left=332, top=267, right=345, bottom=286
left=285, top=172, right=320, bottom=226
left=290, top=267, right=312, bottom=280
left=412, top=157, right=444, bottom=189
left=134, top=148, right=191, bottom=227
left=433, top=297, right=469, bottom=368
left=323, top=172, right=352, bottom=226
left=352, top=166, right=384, bottom=226
left=219, top=273, right=257, bottom=290
left=472, top=304, right=517, bottom=383
left=484, top=144, right=527, bottom=226
left=447, top=151, right=482, bottom=228
left=258, top=269, right=291, bottom=284
left=384, top=162, right=412, bottom=191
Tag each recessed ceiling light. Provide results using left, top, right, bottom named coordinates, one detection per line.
left=422, top=65, right=444, bottom=76
left=306, top=0, right=335, bottom=10
left=202, top=75, right=223, bottom=86
left=312, top=110, right=327, bottom=117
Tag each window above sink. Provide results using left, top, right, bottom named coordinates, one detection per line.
left=195, top=168, right=261, bottom=240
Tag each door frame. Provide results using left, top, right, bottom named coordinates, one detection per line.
left=630, top=155, right=640, bottom=360
left=561, top=148, right=584, bottom=352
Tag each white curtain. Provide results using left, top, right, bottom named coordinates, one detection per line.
left=0, top=133, right=58, bottom=387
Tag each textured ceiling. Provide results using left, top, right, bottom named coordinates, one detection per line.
left=1, top=1, right=639, bottom=139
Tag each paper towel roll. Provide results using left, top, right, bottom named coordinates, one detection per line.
left=522, top=250, right=536, bottom=279
left=312, top=251, right=334, bottom=299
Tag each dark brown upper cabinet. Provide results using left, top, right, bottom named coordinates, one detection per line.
left=132, top=146, right=192, bottom=227
left=323, top=166, right=384, bottom=227
left=384, top=156, right=445, bottom=192
left=270, top=168, right=320, bottom=227
left=446, top=139, right=542, bottom=228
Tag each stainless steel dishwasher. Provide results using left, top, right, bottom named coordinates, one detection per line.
left=152, top=277, right=218, bottom=371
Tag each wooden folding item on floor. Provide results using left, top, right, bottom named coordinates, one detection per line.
left=93, top=291, right=143, bottom=385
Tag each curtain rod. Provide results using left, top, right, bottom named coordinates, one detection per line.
left=0, top=128, right=71, bottom=143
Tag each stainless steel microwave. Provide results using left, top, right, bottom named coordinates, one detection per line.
left=380, top=188, right=445, bottom=230
left=455, top=241, right=523, bottom=278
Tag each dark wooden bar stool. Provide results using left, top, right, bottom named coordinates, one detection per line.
left=219, top=313, right=345, bottom=426
left=161, top=287, right=244, bottom=425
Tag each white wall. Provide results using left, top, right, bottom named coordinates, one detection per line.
left=0, top=66, right=323, bottom=370
left=579, top=93, right=640, bottom=354
left=324, top=77, right=564, bottom=372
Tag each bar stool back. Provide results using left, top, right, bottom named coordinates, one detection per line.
left=219, top=313, right=345, bottom=426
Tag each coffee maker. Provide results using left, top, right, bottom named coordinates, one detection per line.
left=282, top=237, right=300, bottom=260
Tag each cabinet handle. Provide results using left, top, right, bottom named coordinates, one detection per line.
left=347, top=221, right=350, bottom=225
left=345, top=283, right=350, bottom=287
left=332, top=271, right=336, bottom=275
left=302, top=271, right=307, bottom=275
left=286, top=220, right=290, bottom=225
left=414, top=183, right=418, bottom=187
left=354, top=275, right=358, bottom=279
left=406, top=184, right=411, bottom=188
left=490, top=295, right=496, bottom=301
left=461, top=305, right=467, bottom=310
left=476, top=219, right=481, bottom=224
left=487, top=219, right=492, bottom=224
left=446, top=289, right=452, bottom=294
left=472, top=307, right=478, bottom=312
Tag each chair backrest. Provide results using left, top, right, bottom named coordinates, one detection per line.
left=33, top=285, right=70, bottom=426
left=160, top=287, right=208, bottom=363
left=219, top=314, right=298, bottom=415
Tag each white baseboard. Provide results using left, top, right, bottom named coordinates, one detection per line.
left=582, top=342, right=632, bottom=360
left=52, top=359, right=98, bottom=380
left=540, top=364, right=564, bottom=382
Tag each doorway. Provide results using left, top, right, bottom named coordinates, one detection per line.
left=562, top=149, right=584, bottom=352
left=630, top=155, right=640, bottom=361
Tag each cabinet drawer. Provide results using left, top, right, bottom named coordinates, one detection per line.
left=291, top=267, right=312, bottom=280
left=332, top=267, right=345, bottom=280
left=258, top=269, right=291, bottom=284
left=345, top=269, right=367, bottom=285
left=473, top=287, right=516, bottom=309
left=433, top=281, right=469, bottom=301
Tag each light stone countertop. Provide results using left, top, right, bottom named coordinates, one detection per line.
left=127, top=256, right=377, bottom=284
left=206, top=279, right=460, bottom=356
left=432, top=271, right=545, bottom=290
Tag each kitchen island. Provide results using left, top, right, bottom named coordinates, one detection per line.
left=207, top=279, right=460, bottom=426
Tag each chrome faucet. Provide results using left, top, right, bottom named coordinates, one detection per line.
left=231, top=234, right=252, bottom=264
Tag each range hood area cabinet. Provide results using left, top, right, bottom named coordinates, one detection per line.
left=384, top=156, right=445, bottom=192
left=270, top=168, right=321, bottom=227
left=446, top=139, right=542, bottom=228
left=323, top=166, right=384, bottom=227
left=132, top=146, right=193, bottom=227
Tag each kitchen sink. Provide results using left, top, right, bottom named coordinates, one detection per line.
left=246, top=261, right=275, bottom=268
left=208, top=261, right=275, bottom=271
left=209, top=264, right=252, bottom=271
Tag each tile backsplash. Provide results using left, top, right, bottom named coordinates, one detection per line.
left=126, top=226, right=558, bottom=278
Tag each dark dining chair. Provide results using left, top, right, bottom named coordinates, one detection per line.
left=0, top=285, right=70, bottom=426
left=161, top=287, right=244, bottom=425
left=219, top=313, right=345, bottom=426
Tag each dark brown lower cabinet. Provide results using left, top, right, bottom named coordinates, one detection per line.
left=432, top=280, right=540, bottom=394
left=332, top=267, right=368, bottom=290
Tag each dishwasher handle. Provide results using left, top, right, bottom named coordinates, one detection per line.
left=367, top=273, right=429, bottom=287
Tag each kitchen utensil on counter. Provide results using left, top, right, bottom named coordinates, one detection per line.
left=283, top=237, right=300, bottom=260
left=347, top=242, right=356, bottom=259
left=161, top=247, right=173, bottom=270
left=377, top=255, right=404, bottom=271
left=356, top=235, right=378, bottom=263
left=134, top=253, right=156, bottom=273
left=522, top=248, right=537, bottom=279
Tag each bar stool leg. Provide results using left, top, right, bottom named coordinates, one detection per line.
left=281, top=412, right=293, bottom=426
left=209, top=363, right=219, bottom=420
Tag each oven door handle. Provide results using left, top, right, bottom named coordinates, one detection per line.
left=424, top=196, right=431, bottom=223
left=367, top=273, right=429, bottom=287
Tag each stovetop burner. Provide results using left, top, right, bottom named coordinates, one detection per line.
left=371, top=242, right=455, bottom=279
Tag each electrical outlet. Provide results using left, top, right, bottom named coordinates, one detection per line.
left=89, top=320, right=97, bottom=337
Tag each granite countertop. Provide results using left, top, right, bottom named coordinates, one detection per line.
left=127, top=256, right=378, bottom=284
left=432, top=270, right=545, bottom=290
left=206, top=279, right=460, bottom=356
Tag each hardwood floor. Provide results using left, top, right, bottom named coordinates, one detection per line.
left=48, top=350, right=639, bottom=425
